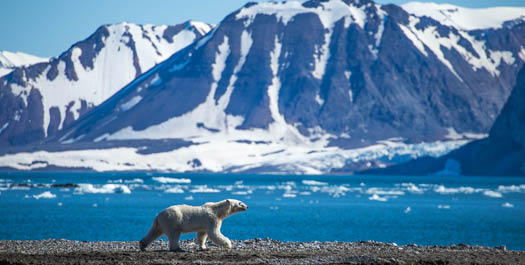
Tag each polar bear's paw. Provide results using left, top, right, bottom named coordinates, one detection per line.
left=139, top=241, right=147, bottom=251
left=169, top=248, right=186, bottom=252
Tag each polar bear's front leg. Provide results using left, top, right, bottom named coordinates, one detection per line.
left=196, top=231, right=208, bottom=250
left=207, top=227, right=232, bottom=249
left=166, top=230, right=182, bottom=252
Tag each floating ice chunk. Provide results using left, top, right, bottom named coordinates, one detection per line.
left=108, top=179, right=123, bottom=183
left=319, top=185, right=352, bottom=198
left=401, top=183, right=424, bottom=194
left=497, top=185, right=525, bottom=193
left=124, top=178, right=144, bottom=184
left=74, top=184, right=131, bottom=194
left=302, top=180, right=328, bottom=186
left=434, top=185, right=478, bottom=194
left=234, top=180, right=243, bottom=185
left=58, top=202, right=63, bottom=207
left=502, top=202, right=514, bottom=208
left=232, top=190, right=252, bottom=195
left=185, top=195, right=194, bottom=200
left=369, top=194, right=388, bottom=202
left=152, top=177, right=191, bottom=184
left=404, top=207, right=411, bottom=213
left=190, top=186, right=220, bottom=193
left=366, top=188, right=405, bottom=196
left=483, top=190, right=502, bottom=198
left=33, top=191, right=56, bottom=199
left=165, top=187, right=184, bottom=193
left=282, top=193, right=297, bottom=198
left=437, top=205, right=451, bottom=209
left=10, top=186, right=30, bottom=191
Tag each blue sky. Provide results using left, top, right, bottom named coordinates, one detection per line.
left=1, top=0, right=524, bottom=58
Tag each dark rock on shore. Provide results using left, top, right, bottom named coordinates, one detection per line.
left=0, top=239, right=523, bottom=264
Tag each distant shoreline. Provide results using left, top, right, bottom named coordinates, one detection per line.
left=1, top=239, right=522, bottom=265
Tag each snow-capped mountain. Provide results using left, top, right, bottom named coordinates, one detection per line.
left=1, top=0, right=524, bottom=173
left=0, top=20, right=211, bottom=146
left=0, top=51, right=49, bottom=77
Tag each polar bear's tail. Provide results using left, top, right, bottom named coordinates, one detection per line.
left=139, top=216, right=162, bottom=251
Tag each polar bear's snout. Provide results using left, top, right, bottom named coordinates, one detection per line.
left=230, top=200, right=248, bottom=213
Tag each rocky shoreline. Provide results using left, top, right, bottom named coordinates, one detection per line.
left=0, top=239, right=523, bottom=264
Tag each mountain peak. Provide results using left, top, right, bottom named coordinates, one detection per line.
left=235, top=0, right=383, bottom=29
left=401, top=1, right=525, bottom=30
left=0, top=50, right=49, bottom=77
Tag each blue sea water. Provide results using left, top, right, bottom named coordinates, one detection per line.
left=0, top=172, right=524, bottom=250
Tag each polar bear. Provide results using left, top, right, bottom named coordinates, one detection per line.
left=139, top=199, right=248, bottom=251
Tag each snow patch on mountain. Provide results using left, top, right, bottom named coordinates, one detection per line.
left=400, top=15, right=517, bottom=78
left=120, top=95, right=143, bottom=112
left=402, top=2, right=525, bottom=30
left=0, top=51, right=49, bottom=77
left=236, top=0, right=369, bottom=29
left=189, top=21, right=214, bottom=36
left=268, top=36, right=284, bottom=124
left=444, top=128, right=487, bottom=141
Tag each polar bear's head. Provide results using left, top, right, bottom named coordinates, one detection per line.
left=227, top=199, right=248, bottom=214
left=207, top=199, right=248, bottom=219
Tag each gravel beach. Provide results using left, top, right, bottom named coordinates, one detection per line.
left=1, top=239, right=523, bottom=264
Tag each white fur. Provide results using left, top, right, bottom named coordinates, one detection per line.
left=139, top=199, right=248, bottom=251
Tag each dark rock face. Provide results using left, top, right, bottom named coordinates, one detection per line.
left=456, top=65, right=525, bottom=176
left=0, top=21, right=210, bottom=148
left=56, top=0, right=525, bottom=150
left=364, top=66, right=525, bottom=176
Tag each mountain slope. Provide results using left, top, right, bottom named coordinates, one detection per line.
left=0, top=51, right=49, bottom=77
left=363, top=65, right=525, bottom=176
left=1, top=0, right=524, bottom=173
left=0, top=21, right=211, bottom=147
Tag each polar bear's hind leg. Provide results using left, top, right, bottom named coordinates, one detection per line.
left=139, top=217, right=162, bottom=251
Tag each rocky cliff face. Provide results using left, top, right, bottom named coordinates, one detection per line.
left=364, top=66, right=525, bottom=176
left=0, top=21, right=211, bottom=147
